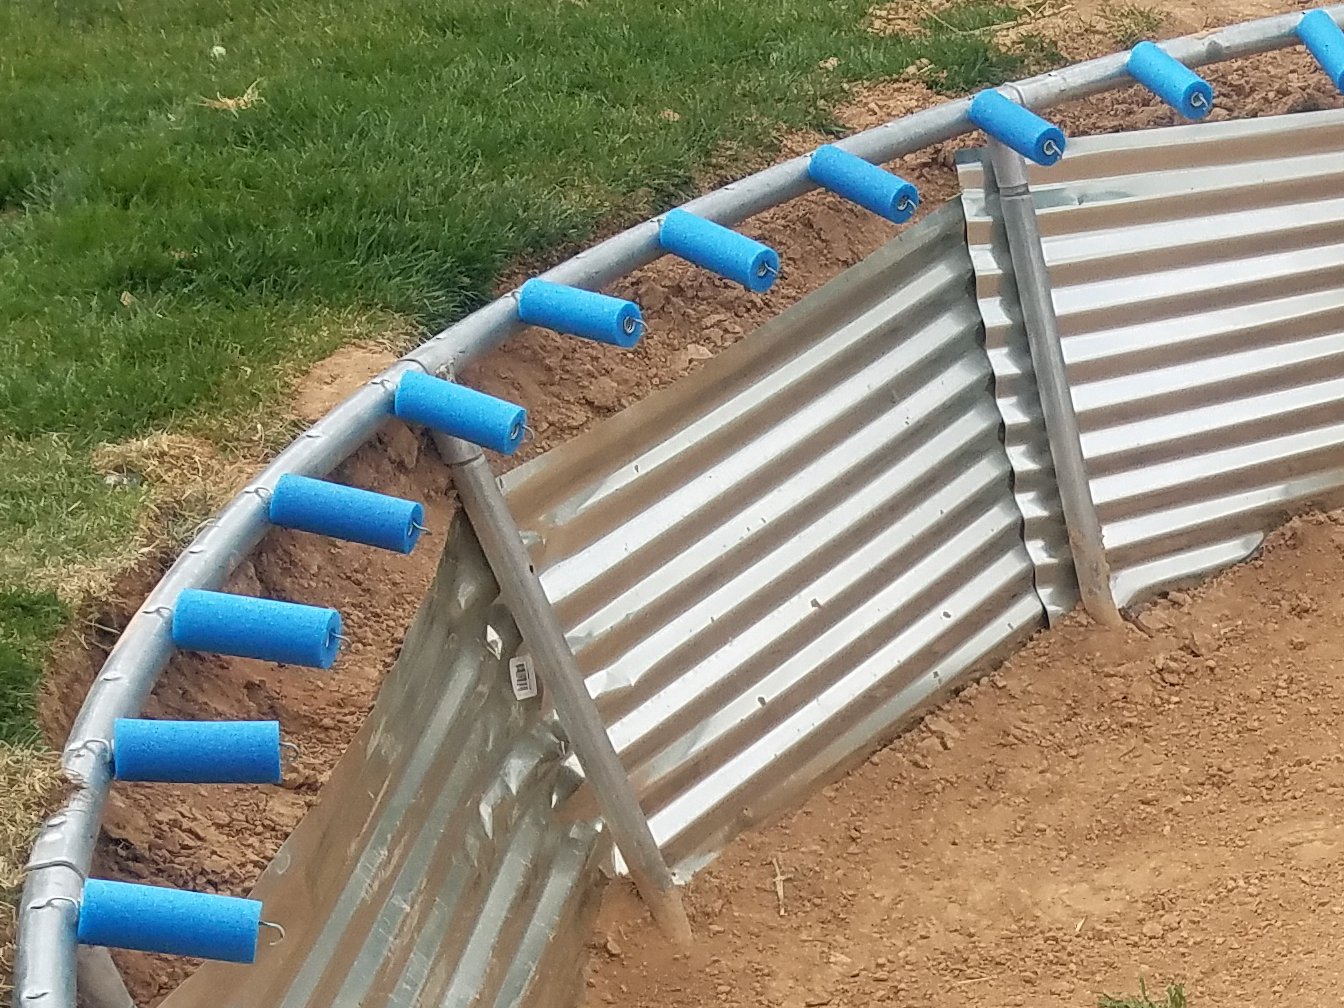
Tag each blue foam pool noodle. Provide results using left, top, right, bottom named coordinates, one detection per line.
left=78, top=879, right=263, bottom=963
left=269, top=474, right=424, bottom=554
left=1126, top=41, right=1214, bottom=119
left=1298, top=10, right=1344, bottom=92
left=393, top=371, right=526, bottom=455
left=113, top=718, right=282, bottom=784
left=518, top=279, right=644, bottom=349
left=807, top=145, right=920, bottom=223
left=968, top=90, right=1066, bottom=166
left=173, top=589, right=343, bottom=669
left=658, top=208, right=780, bottom=293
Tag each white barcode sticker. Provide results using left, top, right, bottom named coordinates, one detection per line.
left=509, top=655, right=538, bottom=700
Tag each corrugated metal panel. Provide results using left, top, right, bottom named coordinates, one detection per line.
left=160, top=518, right=607, bottom=1008
left=959, top=108, right=1344, bottom=614
left=504, top=204, right=1044, bottom=875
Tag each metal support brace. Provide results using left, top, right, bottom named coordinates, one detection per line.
left=77, top=948, right=137, bottom=1008
left=436, top=434, right=693, bottom=947
left=986, top=138, right=1124, bottom=629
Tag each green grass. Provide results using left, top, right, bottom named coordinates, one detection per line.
left=0, top=0, right=1044, bottom=444
left=0, top=0, right=1056, bottom=719
left=1099, top=980, right=1189, bottom=1008
left=0, top=435, right=149, bottom=588
left=1100, top=4, right=1167, bottom=49
left=0, top=591, right=68, bottom=743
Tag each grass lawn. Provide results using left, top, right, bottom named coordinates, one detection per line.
left=0, top=0, right=1055, bottom=725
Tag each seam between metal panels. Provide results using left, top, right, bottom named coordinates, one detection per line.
left=959, top=105, right=1344, bottom=616
left=983, top=139, right=1123, bottom=627
left=503, top=204, right=1047, bottom=874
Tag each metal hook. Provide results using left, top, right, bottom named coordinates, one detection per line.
left=245, top=484, right=272, bottom=501
left=141, top=604, right=174, bottom=619
left=1190, top=92, right=1208, bottom=108
left=185, top=518, right=217, bottom=552
left=67, top=738, right=110, bottom=761
left=259, top=920, right=286, bottom=946
left=896, top=196, right=915, bottom=213
left=622, top=315, right=645, bottom=336
left=279, top=741, right=300, bottom=767
left=331, top=633, right=350, bottom=649
left=28, top=896, right=78, bottom=912
left=409, top=520, right=431, bottom=536
left=757, top=262, right=778, bottom=277
left=1042, top=139, right=1062, bottom=159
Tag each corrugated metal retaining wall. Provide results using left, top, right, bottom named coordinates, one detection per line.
left=960, top=108, right=1344, bottom=618
left=503, top=204, right=1046, bottom=876
left=160, top=518, right=607, bottom=1008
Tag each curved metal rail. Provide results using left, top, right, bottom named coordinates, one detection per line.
left=16, top=8, right=1344, bottom=1005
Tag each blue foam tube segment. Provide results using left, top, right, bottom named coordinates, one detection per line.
left=968, top=90, right=1067, bottom=167
left=807, top=145, right=920, bottom=224
left=113, top=718, right=282, bottom=784
left=1126, top=41, right=1214, bottom=119
left=172, top=589, right=343, bottom=669
left=1297, top=9, right=1344, bottom=92
left=78, top=879, right=263, bottom=963
left=517, top=279, right=644, bottom=349
left=658, top=208, right=780, bottom=293
left=393, top=371, right=526, bottom=455
left=269, top=473, right=425, bottom=554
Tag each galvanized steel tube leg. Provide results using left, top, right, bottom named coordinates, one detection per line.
left=437, top=434, right=693, bottom=946
left=987, top=139, right=1124, bottom=628
left=76, top=948, right=137, bottom=1008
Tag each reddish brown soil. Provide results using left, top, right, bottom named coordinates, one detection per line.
left=582, top=514, right=1344, bottom=1007
left=37, top=11, right=1343, bottom=1005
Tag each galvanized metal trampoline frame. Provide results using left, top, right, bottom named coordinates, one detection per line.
left=17, top=8, right=1344, bottom=1006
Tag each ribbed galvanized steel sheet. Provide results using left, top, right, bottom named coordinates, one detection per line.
left=959, top=108, right=1344, bottom=617
left=160, top=519, right=607, bottom=1008
left=504, top=204, right=1045, bottom=875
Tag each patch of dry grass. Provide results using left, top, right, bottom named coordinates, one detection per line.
left=0, top=744, right=67, bottom=1003
left=1096, top=2, right=1167, bottom=47
left=867, top=0, right=1169, bottom=62
left=197, top=79, right=266, bottom=114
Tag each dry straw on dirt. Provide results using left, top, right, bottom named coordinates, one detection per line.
left=0, top=746, right=67, bottom=1004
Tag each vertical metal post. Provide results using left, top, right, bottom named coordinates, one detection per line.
left=436, top=434, right=693, bottom=947
left=987, top=139, right=1124, bottom=629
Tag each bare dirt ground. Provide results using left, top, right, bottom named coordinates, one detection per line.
left=30, top=2, right=1343, bottom=1003
left=582, top=514, right=1344, bottom=1007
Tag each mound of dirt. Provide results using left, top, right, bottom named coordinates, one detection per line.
left=582, top=512, right=1344, bottom=1006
